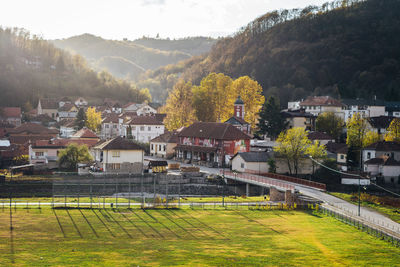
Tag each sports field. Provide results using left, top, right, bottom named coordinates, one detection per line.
left=0, top=206, right=399, bottom=266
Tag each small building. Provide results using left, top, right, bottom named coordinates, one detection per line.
left=0, top=107, right=21, bottom=127
left=385, top=101, right=400, bottom=117
left=150, top=131, right=178, bottom=159
left=175, top=122, right=251, bottom=167
left=367, top=116, right=394, bottom=135
left=92, top=137, right=144, bottom=173
left=123, top=102, right=157, bottom=115
left=71, top=128, right=99, bottom=142
left=57, top=103, right=78, bottom=121
left=74, top=97, right=88, bottom=107
left=308, top=131, right=335, bottom=145
left=363, top=141, right=400, bottom=163
left=281, top=109, right=315, bottom=131
left=101, top=113, right=123, bottom=139
left=125, top=116, right=165, bottom=143
left=364, top=157, right=400, bottom=184
left=341, top=98, right=385, bottom=122
left=231, top=151, right=272, bottom=173
left=57, top=119, right=76, bottom=138
left=325, top=141, right=348, bottom=166
left=37, top=99, right=59, bottom=119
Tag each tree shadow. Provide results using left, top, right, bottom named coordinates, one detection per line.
left=168, top=209, right=214, bottom=239
left=155, top=209, right=198, bottom=240
left=91, top=209, right=115, bottom=238
left=179, top=209, right=227, bottom=239
left=100, top=209, right=132, bottom=239
left=141, top=209, right=181, bottom=239
left=117, top=210, right=148, bottom=238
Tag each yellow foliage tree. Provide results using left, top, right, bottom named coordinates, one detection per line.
left=346, top=113, right=368, bottom=149
left=160, top=79, right=197, bottom=131
left=85, top=107, right=102, bottom=132
left=363, top=131, right=381, bottom=147
left=192, top=73, right=234, bottom=122
left=230, top=76, right=265, bottom=128
left=385, top=118, right=400, bottom=142
left=274, top=127, right=311, bottom=175
left=306, top=141, right=327, bottom=174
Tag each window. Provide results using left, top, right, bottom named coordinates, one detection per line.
left=105, top=124, right=109, bottom=128
left=132, top=126, right=136, bottom=130
left=113, top=124, right=117, bottom=129
left=111, top=163, right=120, bottom=170
left=340, top=155, right=344, bottom=160
left=163, top=145, right=166, bottom=151
left=236, top=111, right=240, bottom=117
left=159, top=144, right=162, bottom=151
left=151, top=144, right=154, bottom=150
left=35, top=152, right=44, bottom=157
left=241, top=163, right=245, bottom=168
left=140, top=126, right=144, bottom=131
left=112, top=151, right=120, bottom=157
left=367, top=152, right=371, bottom=159
left=148, top=126, right=151, bottom=131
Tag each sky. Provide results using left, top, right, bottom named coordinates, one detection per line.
left=1, top=0, right=327, bottom=40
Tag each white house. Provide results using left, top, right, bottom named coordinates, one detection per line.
left=58, top=119, right=76, bottom=138
left=231, top=152, right=271, bottom=173
left=57, top=103, right=78, bottom=121
left=341, top=99, right=385, bottom=122
left=101, top=113, right=124, bottom=139
left=363, top=141, right=400, bottom=163
left=125, top=116, right=164, bottom=143
left=75, top=97, right=88, bottom=107
left=299, top=96, right=345, bottom=120
left=92, top=137, right=144, bottom=173
left=123, top=103, right=157, bottom=115
left=364, top=157, right=400, bottom=184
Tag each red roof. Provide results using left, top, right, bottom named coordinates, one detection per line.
left=128, top=116, right=164, bottom=125
left=71, top=128, right=99, bottom=139
left=32, top=138, right=99, bottom=148
left=308, top=131, right=334, bottom=141
left=300, top=96, right=343, bottom=107
left=1, top=107, right=21, bottom=118
left=8, top=123, right=58, bottom=135
left=178, top=122, right=251, bottom=140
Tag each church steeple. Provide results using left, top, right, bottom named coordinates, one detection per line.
left=234, top=95, right=245, bottom=119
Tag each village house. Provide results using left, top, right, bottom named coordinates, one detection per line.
left=101, top=113, right=124, bottom=139
left=92, top=137, right=144, bottom=173
left=299, top=96, right=345, bottom=120
left=175, top=122, right=251, bottom=167
left=363, top=141, right=400, bottom=163
left=341, top=98, right=385, bottom=122
left=29, top=138, right=98, bottom=168
left=308, top=131, right=335, bottom=145
left=74, top=97, right=88, bottom=107
left=385, top=101, right=400, bottom=117
left=7, top=123, right=59, bottom=146
left=364, top=157, right=400, bottom=184
left=37, top=98, right=59, bottom=119
left=150, top=131, right=179, bottom=159
left=30, top=114, right=57, bottom=127
left=367, top=116, right=394, bottom=135
left=224, top=96, right=251, bottom=134
left=125, top=116, right=165, bottom=143
left=71, top=128, right=100, bottom=142
left=123, top=102, right=157, bottom=115
left=281, top=109, right=315, bottom=131
left=57, top=103, right=78, bottom=121
left=231, top=151, right=272, bottom=174
left=57, top=119, right=76, bottom=138
left=0, top=107, right=21, bottom=127
left=325, top=141, right=348, bottom=169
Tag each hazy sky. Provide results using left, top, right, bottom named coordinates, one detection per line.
left=1, top=0, right=327, bottom=40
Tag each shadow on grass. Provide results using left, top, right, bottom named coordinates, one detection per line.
left=234, top=210, right=282, bottom=234
left=52, top=209, right=66, bottom=238
left=179, top=209, right=227, bottom=239
left=116, top=210, right=148, bottom=238
left=91, top=209, right=115, bottom=238
left=66, top=209, right=83, bottom=238
left=100, top=209, right=132, bottom=239
left=129, top=209, right=165, bottom=239
left=141, top=209, right=181, bottom=239
left=168, top=209, right=214, bottom=239
left=155, top=209, right=198, bottom=240
left=78, top=209, right=99, bottom=238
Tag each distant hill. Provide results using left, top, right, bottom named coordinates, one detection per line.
left=139, top=0, right=400, bottom=105
left=52, top=34, right=216, bottom=81
left=0, top=28, right=150, bottom=108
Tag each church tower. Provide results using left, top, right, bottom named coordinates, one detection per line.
left=234, top=95, right=245, bottom=119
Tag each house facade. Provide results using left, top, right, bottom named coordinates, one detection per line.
left=224, top=96, right=251, bottom=134
left=123, top=103, right=157, bottom=115
left=0, top=107, right=21, bottom=127
left=150, top=131, right=178, bottom=159
left=92, top=137, right=144, bottom=173
left=57, top=103, right=78, bottom=121
left=175, top=122, right=251, bottom=167
left=341, top=99, right=385, bottom=122
left=125, top=116, right=165, bottom=143
left=37, top=99, right=59, bottom=119
left=231, top=152, right=271, bottom=173
left=299, top=96, right=344, bottom=120
left=281, top=109, right=315, bottom=130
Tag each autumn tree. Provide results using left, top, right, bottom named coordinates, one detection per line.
left=363, top=131, right=380, bottom=147
left=274, top=127, right=311, bottom=176
left=85, top=107, right=102, bottom=132
left=256, top=96, right=287, bottom=139
left=160, top=79, right=196, bottom=131
left=306, top=141, right=327, bottom=175
left=385, top=118, right=400, bottom=142
left=315, top=112, right=344, bottom=141
left=346, top=113, right=368, bottom=165
left=230, top=76, right=265, bottom=128
left=192, top=73, right=233, bottom=122
left=58, top=143, right=93, bottom=171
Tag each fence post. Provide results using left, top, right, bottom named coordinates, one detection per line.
left=77, top=179, right=80, bottom=209
left=178, top=178, right=181, bottom=209
left=141, top=173, right=144, bottom=208
left=115, top=174, right=118, bottom=208
left=153, top=174, right=156, bottom=207
left=90, top=174, right=93, bottom=209
left=166, top=178, right=169, bottom=209
left=128, top=172, right=131, bottom=209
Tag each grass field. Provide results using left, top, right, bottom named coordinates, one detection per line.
left=0, top=207, right=399, bottom=266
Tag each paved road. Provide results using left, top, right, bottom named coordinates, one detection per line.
left=146, top=156, right=400, bottom=236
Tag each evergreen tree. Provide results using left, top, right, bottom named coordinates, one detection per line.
left=256, top=96, right=287, bottom=139
left=75, top=108, right=86, bottom=130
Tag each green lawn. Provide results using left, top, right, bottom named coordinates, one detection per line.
left=331, top=192, right=400, bottom=223
left=0, top=206, right=399, bottom=266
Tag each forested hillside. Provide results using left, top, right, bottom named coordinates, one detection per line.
left=52, top=34, right=215, bottom=81
left=141, top=0, right=400, bottom=105
left=0, top=28, right=150, bottom=108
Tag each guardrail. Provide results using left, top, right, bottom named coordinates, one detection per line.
left=221, top=170, right=295, bottom=191
left=245, top=170, right=326, bottom=190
